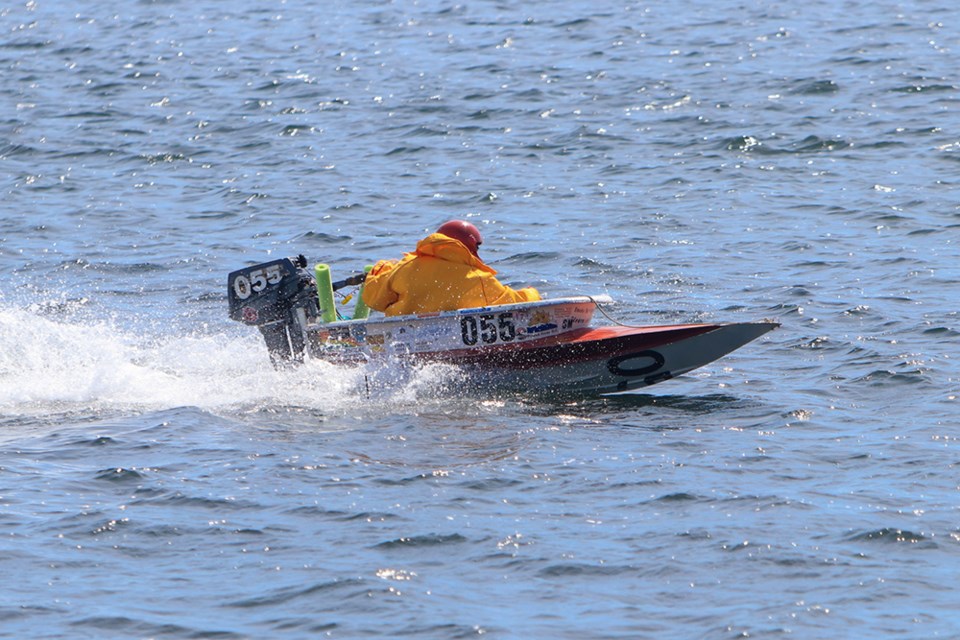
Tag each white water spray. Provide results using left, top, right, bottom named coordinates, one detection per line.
left=0, top=304, right=463, bottom=420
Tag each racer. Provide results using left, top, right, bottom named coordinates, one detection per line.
left=361, top=220, right=541, bottom=317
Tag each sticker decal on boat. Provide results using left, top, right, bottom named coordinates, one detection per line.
left=524, top=322, right=559, bottom=335
left=460, top=312, right=516, bottom=346
left=607, top=350, right=665, bottom=377
left=231, top=263, right=285, bottom=300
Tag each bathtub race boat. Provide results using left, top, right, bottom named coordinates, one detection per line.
left=227, top=255, right=778, bottom=397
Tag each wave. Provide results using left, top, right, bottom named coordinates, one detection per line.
left=722, top=134, right=853, bottom=154
left=845, top=528, right=933, bottom=546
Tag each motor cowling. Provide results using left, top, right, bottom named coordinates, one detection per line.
left=227, top=255, right=319, bottom=365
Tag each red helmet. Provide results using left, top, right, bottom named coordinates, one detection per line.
left=436, top=219, right=483, bottom=256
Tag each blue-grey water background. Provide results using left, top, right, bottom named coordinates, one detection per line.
left=2, top=0, right=959, bottom=637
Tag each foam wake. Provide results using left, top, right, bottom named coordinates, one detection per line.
left=0, top=304, right=463, bottom=420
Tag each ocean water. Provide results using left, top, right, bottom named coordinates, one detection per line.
left=1, top=0, right=959, bottom=637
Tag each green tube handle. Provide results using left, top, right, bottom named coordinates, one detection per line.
left=351, top=265, right=374, bottom=320
left=314, top=263, right=336, bottom=323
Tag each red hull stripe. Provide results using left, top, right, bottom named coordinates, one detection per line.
left=418, top=324, right=720, bottom=370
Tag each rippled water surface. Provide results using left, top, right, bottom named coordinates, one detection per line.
left=2, top=0, right=959, bottom=637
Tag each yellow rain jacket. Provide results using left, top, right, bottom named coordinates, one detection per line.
left=361, top=233, right=541, bottom=317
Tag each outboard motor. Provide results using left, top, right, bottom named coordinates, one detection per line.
left=227, top=255, right=319, bottom=366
